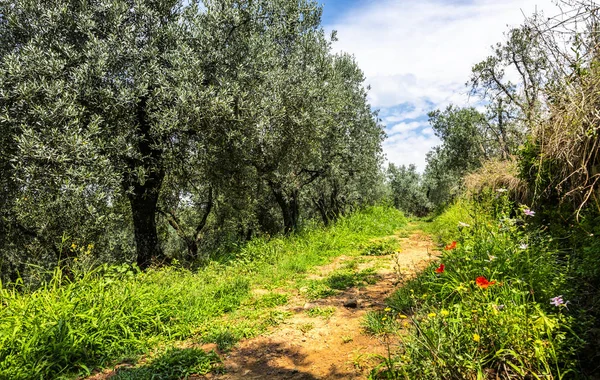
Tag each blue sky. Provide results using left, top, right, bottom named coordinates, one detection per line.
left=319, top=0, right=556, bottom=171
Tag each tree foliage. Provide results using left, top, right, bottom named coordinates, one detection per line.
left=0, top=0, right=385, bottom=282
left=387, top=164, right=430, bottom=216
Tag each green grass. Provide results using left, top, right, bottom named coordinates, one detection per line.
left=361, top=239, right=399, bottom=256
left=111, top=347, right=222, bottom=379
left=362, top=309, right=401, bottom=336
left=326, top=268, right=379, bottom=289
left=0, top=206, right=407, bottom=379
left=306, top=306, right=335, bottom=319
left=369, top=196, right=582, bottom=379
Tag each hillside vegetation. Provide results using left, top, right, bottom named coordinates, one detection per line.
left=0, top=207, right=407, bottom=379
left=1, top=0, right=600, bottom=379
left=370, top=1, right=600, bottom=378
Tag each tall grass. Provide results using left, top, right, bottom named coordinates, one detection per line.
left=0, top=206, right=406, bottom=379
left=369, top=195, right=582, bottom=379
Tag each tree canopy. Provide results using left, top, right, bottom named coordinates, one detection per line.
left=0, top=0, right=385, bottom=280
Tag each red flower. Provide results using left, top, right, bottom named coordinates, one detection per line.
left=435, top=263, right=445, bottom=274
left=444, top=241, right=457, bottom=250
left=475, top=276, right=496, bottom=289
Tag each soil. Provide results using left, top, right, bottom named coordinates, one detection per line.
left=203, top=229, right=437, bottom=380
left=86, top=228, right=437, bottom=380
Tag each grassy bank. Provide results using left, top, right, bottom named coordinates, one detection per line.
left=0, top=206, right=407, bottom=380
left=367, top=195, right=583, bottom=379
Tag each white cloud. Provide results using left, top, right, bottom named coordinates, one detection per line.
left=387, top=121, right=426, bottom=135
left=326, top=0, right=558, bottom=170
left=383, top=130, right=441, bottom=172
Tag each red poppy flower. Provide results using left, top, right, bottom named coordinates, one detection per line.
left=475, top=276, right=496, bottom=288
left=435, top=263, right=445, bottom=274
left=444, top=241, right=457, bottom=250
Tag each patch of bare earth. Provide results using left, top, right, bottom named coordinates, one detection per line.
left=206, top=229, right=437, bottom=380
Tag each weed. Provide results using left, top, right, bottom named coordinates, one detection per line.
left=264, top=310, right=292, bottom=327
left=301, top=280, right=338, bottom=300
left=111, top=348, right=222, bottom=380
left=361, top=239, right=398, bottom=256
left=326, top=268, right=378, bottom=290
left=362, top=310, right=400, bottom=336
left=306, top=306, right=335, bottom=319
left=254, top=293, right=289, bottom=308
left=298, top=323, right=315, bottom=334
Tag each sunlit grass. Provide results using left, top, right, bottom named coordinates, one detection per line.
left=369, top=196, right=581, bottom=379
left=0, top=206, right=407, bottom=379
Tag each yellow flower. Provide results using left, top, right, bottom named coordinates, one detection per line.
left=382, top=317, right=387, bottom=321
left=473, top=334, right=481, bottom=342
left=384, top=307, right=391, bottom=312
left=399, top=314, right=408, bottom=319
left=427, top=312, right=437, bottom=318
left=441, top=309, right=449, bottom=317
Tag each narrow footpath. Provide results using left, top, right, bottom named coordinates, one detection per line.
left=206, top=229, right=436, bottom=380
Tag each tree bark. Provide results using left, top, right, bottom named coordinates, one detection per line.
left=270, top=183, right=299, bottom=234
left=313, top=195, right=330, bottom=226
left=126, top=93, right=167, bottom=270
left=129, top=176, right=165, bottom=269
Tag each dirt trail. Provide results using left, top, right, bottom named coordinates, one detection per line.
left=206, top=229, right=437, bottom=380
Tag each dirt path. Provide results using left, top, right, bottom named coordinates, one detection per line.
left=206, top=229, right=437, bottom=380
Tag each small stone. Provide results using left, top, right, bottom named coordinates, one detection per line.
left=303, top=302, right=317, bottom=309
left=344, top=298, right=358, bottom=308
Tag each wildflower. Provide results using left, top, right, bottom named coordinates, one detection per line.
left=441, top=309, right=449, bottom=317
left=435, top=263, right=445, bottom=274
left=519, top=243, right=528, bottom=250
left=384, top=307, right=391, bottom=312
left=496, top=188, right=508, bottom=193
left=550, top=295, right=567, bottom=307
left=399, top=314, right=408, bottom=319
left=473, top=333, right=481, bottom=342
left=382, top=316, right=388, bottom=321
left=475, top=276, right=496, bottom=289
left=444, top=241, right=457, bottom=250
left=427, top=312, right=437, bottom=318
left=523, top=208, right=535, bottom=217
left=458, top=222, right=470, bottom=228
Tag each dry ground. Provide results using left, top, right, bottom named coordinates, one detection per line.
left=204, top=229, right=437, bottom=380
